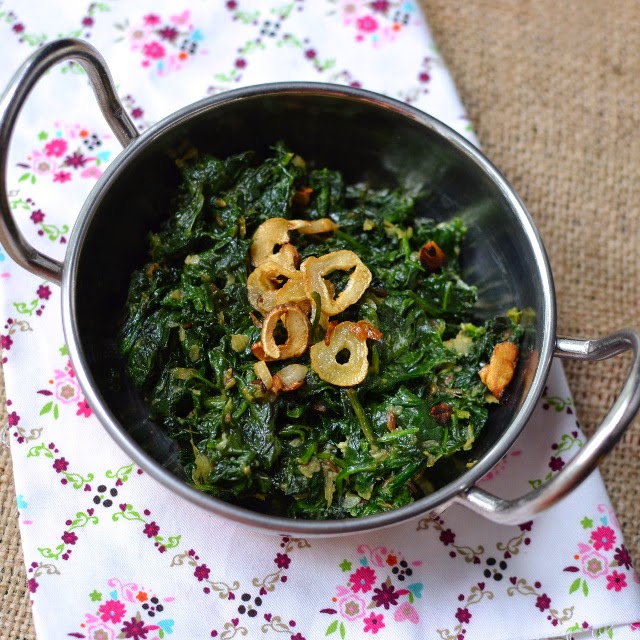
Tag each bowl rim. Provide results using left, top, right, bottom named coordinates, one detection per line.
left=61, top=81, right=556, bottom=535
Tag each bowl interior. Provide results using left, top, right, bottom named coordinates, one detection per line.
left=65, top=85, right=555, bottom=533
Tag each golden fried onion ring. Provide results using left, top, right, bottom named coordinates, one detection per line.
left=301, top=250, right=372, bottom=317
left=246, top=258, right=307, bottom=314
left=260, top=303, right=310, bottom=360
left=310, top=321, right=369, bottom=387
left=250, top=217, right=336, bottom=268
left=250, top=218, right=292, bottom=268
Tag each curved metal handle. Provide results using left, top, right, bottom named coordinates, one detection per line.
left=454, top=328, right=640, bottom=524
left=0, top=38, right=138, bottom=284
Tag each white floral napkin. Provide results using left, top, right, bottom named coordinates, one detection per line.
left=1, top=2, right=639, bottom=639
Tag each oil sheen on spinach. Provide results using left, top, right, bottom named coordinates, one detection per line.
left=119, top=143, right=522, bottom=519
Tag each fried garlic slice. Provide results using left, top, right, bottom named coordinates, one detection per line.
left=273, top=364, right=308, bottom=392
left=310, top=321, right=369, bottom=387
left=246, top=258, right=307, bottom=314
left=250, top=217, right=292, bottom=268
left=253, top=360, right=273, bottom=390
left=289, top=218, right=339, bottom=235
left=250, top=217, right=336, bottom=268
left=260, top=303, right=310, bottom=360
left=301, top=249, right=372, bottom=317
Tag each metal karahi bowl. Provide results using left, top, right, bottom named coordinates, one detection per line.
left=1, top=39, right=639, bottom=536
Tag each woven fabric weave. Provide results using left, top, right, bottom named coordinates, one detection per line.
left=422, top=0, right=640, bottom=567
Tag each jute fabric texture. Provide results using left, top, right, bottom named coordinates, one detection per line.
left=1, top=1, right=639, bottom=637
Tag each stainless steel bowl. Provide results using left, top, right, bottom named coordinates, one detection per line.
left=2, top=39, right=639, bottom=536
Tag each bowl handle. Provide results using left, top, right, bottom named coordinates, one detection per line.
left=0, top=38, right=138, bottom=285
left=453, top=328, right=640, bottom=524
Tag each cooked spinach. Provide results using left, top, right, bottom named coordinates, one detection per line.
left=119, top=143, right=522, bottom=519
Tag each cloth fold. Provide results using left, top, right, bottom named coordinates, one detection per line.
left=1, top=1, right=639, bottom=638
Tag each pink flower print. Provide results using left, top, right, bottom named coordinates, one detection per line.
left=591, top=525, right=616, bottom=551
left=606, top=570, right=627, bottom=592
left=581, top=549, right=608, bottom=578
left=31, top=150, right=57, bottom=175
left=356, top=15, right=379, bottom=33
left=1, top=335, right=13, bottom=351
left=7, top=411, right=19, bottom=426
left=194, top=563, right=210, bottom=581
left=76, top=400, right=92, bottom=418
left=120, top=616, right=149, bottom=639
left=143, top=521, right=160, bottom=538
left=340, top=1, right=360, bottom=18
left=142, top=41, right=165, bottom=59
left=130, top=28, right=147, bottom=49
left=363, top=612, right=385, bottom=634
left=37, top=284, right=51, bottom=300
left=30, top=209, right=45, bottom=223
left=170, top=10, right=190, bottom=25
left=53, top=170, right=72, bottom=183
left=44, top=138, right=68, bottom=157
left=393, top=602, right=419, bottom=623
left=56, top=378, right=80, bottom=404
left=143, top=14, right=161, bottom=26
left=81, top=166, right=103, bottom=179
left=338, top=594, right=366, bottom=621
left=349, top=566, right=376, bottom=593
left=28, top=578, right=38, bottom=593
left=455, top=607, right=472, bottom=624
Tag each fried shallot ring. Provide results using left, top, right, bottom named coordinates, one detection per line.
left=250, top=217, right=292, bottom=268
left=260, top=303, right=310, bottom=360
left=301, top=249, right=372, bottom=317
left=251, top=217, right=336, bottom=268
left=310, top=321, right=369, bottom=387
left=246, top=258, right=307, bottom=314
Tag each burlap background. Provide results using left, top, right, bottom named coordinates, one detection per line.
left=1, top=1, right=639, bottom=637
